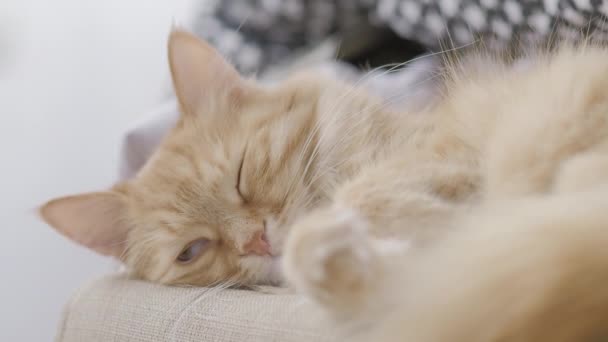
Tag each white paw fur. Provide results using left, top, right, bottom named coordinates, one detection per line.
left=282, top=207, right=382, bottom=311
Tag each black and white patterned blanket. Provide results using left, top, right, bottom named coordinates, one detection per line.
left=192, top=0, right=608, bottom=74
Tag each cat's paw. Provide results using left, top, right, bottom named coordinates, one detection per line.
left=282, top=207, right=381, bottom=312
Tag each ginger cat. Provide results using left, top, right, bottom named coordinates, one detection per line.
left=41, top=31, right=608, bottom=340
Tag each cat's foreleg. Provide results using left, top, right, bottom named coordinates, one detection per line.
left=282, top=159, right=479, bottom=317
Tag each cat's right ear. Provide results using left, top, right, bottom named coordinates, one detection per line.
left=39, top=192, right=129, bottom=258
left=168, top=30, right=245, bottom=114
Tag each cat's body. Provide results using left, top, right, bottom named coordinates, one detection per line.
left=357, top=189, right=608, bottom=341
left=41, top=32, right=608, bottom=340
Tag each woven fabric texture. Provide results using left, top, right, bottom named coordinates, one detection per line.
left=57, top=274, right=341, bottom=342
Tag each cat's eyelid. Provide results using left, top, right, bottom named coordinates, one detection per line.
left=236, top=146, right=247, bottom=202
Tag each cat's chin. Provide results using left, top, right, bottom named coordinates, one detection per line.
left=239, top=254, right=284, bottom=286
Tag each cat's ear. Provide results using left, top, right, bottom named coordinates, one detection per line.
left=39, top=192, right=129, bottom=258
left=168, top=29, right=244, bottom=114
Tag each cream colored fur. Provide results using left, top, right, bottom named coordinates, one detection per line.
left=40, top=31, right=608, bottom=339
left=283, top=45, right=608, bottom=340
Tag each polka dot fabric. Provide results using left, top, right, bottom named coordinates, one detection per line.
left=191, top=0, right=608, bottom=74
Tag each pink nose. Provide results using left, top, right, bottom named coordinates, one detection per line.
left=241, top=230, right=271, bottom=256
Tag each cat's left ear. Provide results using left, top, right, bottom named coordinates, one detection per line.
left=39, top=191, right=129, bottom=258
left=168, top=29, right=246, bottom=114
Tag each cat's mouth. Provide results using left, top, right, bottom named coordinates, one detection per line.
left=238, top=247, right=284, bottom=285
left=265, top=240, right=282, bottom=259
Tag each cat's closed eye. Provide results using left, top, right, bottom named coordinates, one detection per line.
left=236, top=150, right=247, bottom=202
left=176, top=238, right=209, bottom=264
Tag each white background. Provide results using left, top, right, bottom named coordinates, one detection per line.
left=0, top=0, right=192, bottom=340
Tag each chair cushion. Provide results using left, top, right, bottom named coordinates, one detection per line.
left=56, top=274, right=340, bottom=342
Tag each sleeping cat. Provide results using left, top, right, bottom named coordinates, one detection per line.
left=40, top=31, right=608, bottom=340
left=40, top=30, right=445, bottom=285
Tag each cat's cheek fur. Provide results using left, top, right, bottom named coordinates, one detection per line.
left=238, top=256, right=283, bottom=285
left=262, top=215, right=289, bottom=256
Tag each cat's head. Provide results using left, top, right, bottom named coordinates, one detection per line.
left=40, top=31, right=336, bottom=286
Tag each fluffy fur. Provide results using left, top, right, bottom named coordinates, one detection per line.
left=40, top=30, right=407, bottom=285
left=282, top=44, right=608, bottom=340
left=41, top=31, right=608, bottom=339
